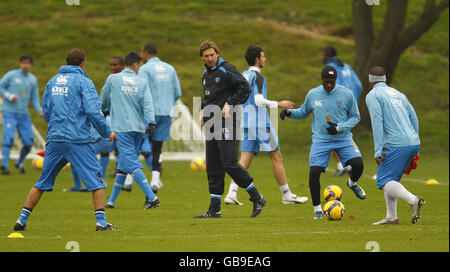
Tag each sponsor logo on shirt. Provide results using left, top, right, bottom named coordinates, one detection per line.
left=315, top=100, right=323, bottom=107
left=56, top=76, right=68, bottom=85
left=52, top=86, right=69, bottom=96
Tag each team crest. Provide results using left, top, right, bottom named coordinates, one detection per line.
left=325, top=113, right=331, bottom=122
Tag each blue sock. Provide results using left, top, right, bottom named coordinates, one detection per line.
left=71, top=168, right=82, bottom=189
left=99, top=155, right=110, bottom=181
left=95, top=208, right=107, bottom=227
left=209, top=194, right=221, bottom=212
left=245, top=182, right=261, bottom=201
left=18, top=207, right=32, bottom=225
left=1, top=146, right=10, bottom=168
left=144, top=155, right=153, bottom=171
left=132, top=169, right=156, bottom=202
left=107, top=174, right=126, bottom=203
left=16, top=146, right=31, bottom=166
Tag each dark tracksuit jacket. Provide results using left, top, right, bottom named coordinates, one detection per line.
left=201, top=57, right=253, bottom=195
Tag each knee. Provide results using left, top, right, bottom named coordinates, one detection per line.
left=347, top=157, right=364, bottom=172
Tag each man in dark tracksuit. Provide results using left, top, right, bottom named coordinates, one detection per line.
left=194, top=40, right=266, bottom=218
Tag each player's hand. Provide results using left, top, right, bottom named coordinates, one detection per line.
left=9, top=95, right=18, bottom=102
left=277, top=100, right=296, bottom=109
left=326, top=121, right=339, bottom=135
left=40, top=110, right=44, bottom=118
left=280, top=109, right=291, bottom=120
left=375, top=155, right=384, bottom=166
left=222, top=102, right=230, bottom=118
left=199, top=109, right=204, bottom=126
left=108, top=132, right=117, bottom=141
left=146, top=123, right=156, bottom=140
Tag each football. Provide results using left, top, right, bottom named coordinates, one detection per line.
left=323, top=185, right=343, bottom=201
left=190, top=157, right=206, bottom=171
left=32, top=157, right=44, bottom=169
left=323, top=200, right=345, bottom=220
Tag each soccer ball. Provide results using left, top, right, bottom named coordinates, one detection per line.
left=190, top=157, right=206, bottom=171
left=32, top=157, right=44, bottom=169
left=323, top=200, right=345, bottom=220
left=63, top=162, right=71, bottom=171
left=323, top=185, right=342, bottom=201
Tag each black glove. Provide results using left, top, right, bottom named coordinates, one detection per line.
left=146, top=123, right=156, bottom=140
left=102, top=110, right=110, bottom=117
left=326, top=121, right=338, bottom=135
left=280, top=109, right=291, bottom=120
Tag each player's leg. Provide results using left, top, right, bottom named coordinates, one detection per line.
left=13, top=142, right=67, bottom=230
left=1, top=112, right=18, bottom=174
left=372, top=190, right=399, bottom=225
left=308, top=142, right=332, bottom=219
left=225, top=151, right=254, bottom=205
left=336, top=140, right=366, bottom=199
left=15, top=113, right=35, bottom=173
left=333, top=151, right=352, bottom=177
left=150, top=115, right=172, bottom=192
left=218, top=138, right=265, bottom=218
left=194, top=139, right=224, bottom=218
left=63, top=166, right=87, bottom=192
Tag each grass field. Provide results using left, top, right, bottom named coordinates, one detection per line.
left=0, top=150, right=448, bottom=252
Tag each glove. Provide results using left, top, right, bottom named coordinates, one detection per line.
left=280, top=109, right=291, bottom=120
left=326, top=121, right=338, bottom=135
left=404, top=154, right=419, bottom=175
left=146, top=123, right=156, bottom=140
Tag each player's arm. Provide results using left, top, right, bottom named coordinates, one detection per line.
left=99, top=75, right=112, bottom=114
left=286, top=93, right=312, bottom=120
left=0, top=72, right=17, bottom=102
left=172, top=68, right=182, bottom=102
left=224, top=63, right=251, bottom=106
left=365, top=92, right=385, bottom=158
left=335, top=93, right=360, bottom=132
left=30, top=78, right=43, bottom=116
left=405, top=96, right=419, bottom=135
left=41, top=82, right=52, bottom=123
left=82, top=79, right=111, bottom=139
left=142, top=82, right=156, bottom=125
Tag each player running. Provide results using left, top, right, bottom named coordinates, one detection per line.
left=322, top=46, right=363, bottom=177
left=280, top=66, right=366, bottom=219
left=224, top=45, right=308, bottom=205
left=366, top=66, right=424, bottom=225
left=13, top=49, right=117, bottom=231
left=0, top=54, right=44, bottom=175
left=101, top=51, right=159, bottom=210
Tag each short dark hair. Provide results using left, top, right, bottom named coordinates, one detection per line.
left=199, top=40, right=219, bottom=56
left=143, top=43, right=157, bottom=55
left=124, top=51, right=142, bottom=66
left=110, top=56, right=124, bottom=65
left=245, top=45, right=263, bottom=66
left=323, top=46, right=337, bottom=58
left=19, top=54, right=33, bottom=64
left=66, top=49, right=85, bottom=66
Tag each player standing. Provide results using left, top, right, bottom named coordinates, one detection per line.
left=280, top=66, right=366, bottom=219
left=195, top=40, right=266, bottom=218
left=13, top=49, right=117, bottom=231
left=138, top=43, right=182, bottom=193
left=322, top=46, right=363, bottom=177
left=365, top=66, right=424, bottom=225
left=102, top=51, right=159, bottom=209
left=224, top=45, right=308, bottom=205
left=0, top=54, right=44, bottom=175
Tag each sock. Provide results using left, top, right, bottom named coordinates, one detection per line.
left=384, top=190, right=398, bottom=221
left=95, top=208, right=107, bottom=227
left=1, top=146, right=10, bottom=168
left=16, top=146, right=31, bottom=166
left=151, top=170, right=160, bottom=185
left=314, top=204, right=322, bottom=212
left=337, top=162, right=344, bottom=170
left=71, top=168, right=82, bottom=189
left=227, top=183, right=238, bottom=198
left=279, top=183, right=291, bottom=198
left=383, top=180, right=417, bottom=205
left=108, top=173, right=126, bottom=203
left=348, top=177, right=357, bottom=187
left=133, top=169, right=156, bottom=202
left=18, top=207, right=33, bottom=225
left=124, top=174, right=133, bottom=186
left=99, top=155, right=110, bottom=180
left=245, top=183, right=261, bottom=201
left=144, top=155, right=153, bottom=171
left=209, top=194, right=221, bottom=212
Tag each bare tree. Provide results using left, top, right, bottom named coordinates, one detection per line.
left=352, top=0, right=449, bottom=127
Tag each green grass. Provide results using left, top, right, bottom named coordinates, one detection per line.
left=0, top=150, right=448, bottom=252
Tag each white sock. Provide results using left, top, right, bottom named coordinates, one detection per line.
left=227, top=183, right=238, bottom=198
left=337, top=162, right=344, bottom=170
left=384, top=190, right=398, bottom=221
left=151, top=171, right=160, bottom=184
left=124, top=174, right=133, bottom=186
left=383, top=180, right=417, bottom=205
left=279, top=184, right=291, bottom=198
left=348, top=177, right=357, bottom=187
left=314, top=205, right=322, bottom=212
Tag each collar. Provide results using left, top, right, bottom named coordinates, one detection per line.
left=373, top=82, right=388, bottom=89
left=122, top=68, right=136, bottom=74
left=248, top=66, right=261, bottom=73
left=205, top=57, right=225, bottom=71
